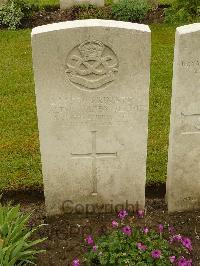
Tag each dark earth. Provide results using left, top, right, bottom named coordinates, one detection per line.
left=20, top=5, right=167, bottom=29
left=1, top=186, right=200, bottom=265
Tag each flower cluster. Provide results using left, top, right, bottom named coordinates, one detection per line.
left=151, top=249, right=162, bottom=259
left=118, top=209, right=128, bottom=219
left=111, top=220, right=118, bottom=228
left=85, top=235, right=94, bottom=245
left=170, top=235, right=193, bottom=251
left=72, top=210, right=193, bottom=265
left=122, top=225, right=132, bottom=236
left=136, top=242, right=147, bottom=251
left=169, top=256, right=192, bottom=266
left=72, top=258, right=80, bottom=266
left=72, top=235, right=98, bottom=266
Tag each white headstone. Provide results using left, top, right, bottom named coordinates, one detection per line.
left=167, top=23, right=200, bottom=213
left=60, top=0, right=104, bottom=10
left=31, top=20, right=151, bottom=216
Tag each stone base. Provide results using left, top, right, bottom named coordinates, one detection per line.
left=60, top=0, right=104, bottom=9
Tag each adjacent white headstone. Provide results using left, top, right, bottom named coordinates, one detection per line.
left=167, top=23, right=200, bottom=213
left=60, top=0, right=104, bottom=10
left=32, top=20, right=151, bottom=216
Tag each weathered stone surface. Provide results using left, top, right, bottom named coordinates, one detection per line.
left=167, top=23, right=200, bottom=213
left=31, top=20, right=151, bottom=216
left=60, top=0, right=104, bottom=9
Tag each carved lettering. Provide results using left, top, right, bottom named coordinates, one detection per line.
left=50, top=95, right=146, bottom=126
left=181, top=59, right=200, bottom=73
left=175, top=196, right=200, bottom=209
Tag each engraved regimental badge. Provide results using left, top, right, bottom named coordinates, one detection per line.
left=65, top=40, right=119, bottom=90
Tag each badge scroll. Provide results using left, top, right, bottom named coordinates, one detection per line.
left=65, top=40, right=119, bottom=90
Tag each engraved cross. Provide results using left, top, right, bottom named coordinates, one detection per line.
left=71, top=131, right=117, bottom=195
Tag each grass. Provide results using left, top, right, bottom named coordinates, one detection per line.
left=27, top=0, right=59, bottom=8
left=0, top=30, right=42, bottom=191
left=0, top=24, right=175, bottom=191
left=158, top=0, right=173, bottom=4
left=147, top=24, right=175, bottom=184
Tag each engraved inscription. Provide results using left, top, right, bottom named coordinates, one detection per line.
left=181, top=112, right=200, bottom=135
left=71, top=131, right=117, bottom=195
left=175, top=196, right=200, bottom=209
left=65, top=40, right=119, bottom=90
left=181, top=59, right=200, bottom=73
left=50, top=96, right=146, bottom=126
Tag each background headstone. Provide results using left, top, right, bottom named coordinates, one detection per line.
left=167, top=23, right=200, bottom=213
left=60, top=0, right=104, bottom=9
left=32, top=20, right=151, bottom=216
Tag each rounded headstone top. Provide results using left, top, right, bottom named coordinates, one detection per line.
left=177, top=23, right=200, bottom=35
left=31, top=19, right=151, bottom=36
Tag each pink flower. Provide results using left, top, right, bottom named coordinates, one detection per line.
left=187, top=259, right=192, bottom=266
left=151, top=249, right=161, bottom=259
left=118, top=210, right=128, bottom=219
left=85, top=235, right=94, bottom=245
left=170, top=234, right=182, bottom=244
left=93, top=245, right=98, bottom=252
left=72, top=258, right=80, bottom=266
left=122, top=225, right=132, bottom=236
left=111, top=220, right=118, bottom=228
left=169, top=256, right=176, bottom=263
left=177, top=256, right=192, bottom=266
left=137, top=210, right=144, bottom=218
left=168, top=225, right=175, bottom=235
left=181, top=237, right=192, bottom=251
left=136, top=242, right=147, bottom=251
left=143, top=227, right=149, bottom=234
left=158, top=224, right=164, bottom=233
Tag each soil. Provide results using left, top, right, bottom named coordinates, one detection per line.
left=1, top=188, right=200, bottom=266
left=20, top=5, right=166, bottom=29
